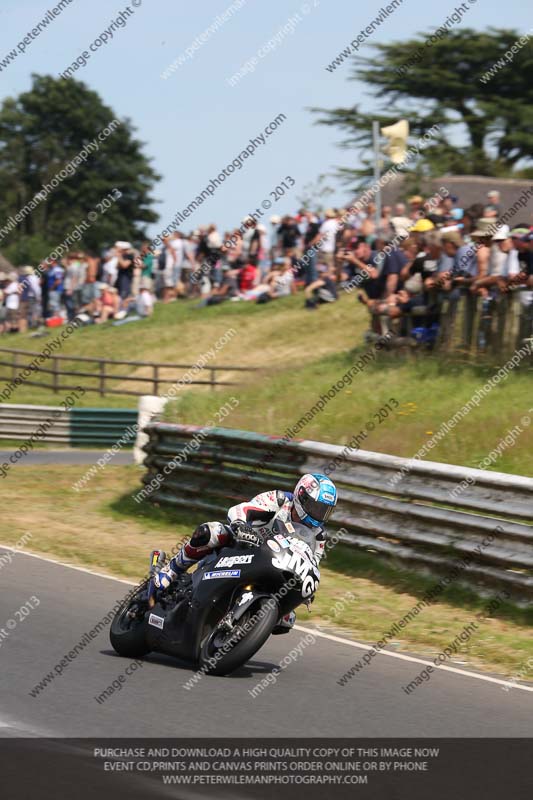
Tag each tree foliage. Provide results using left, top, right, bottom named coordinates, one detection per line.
left=0, top=74, right=160, bottom=264
left=313, top=28, right=533, bottom=190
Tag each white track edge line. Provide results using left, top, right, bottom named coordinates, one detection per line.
left=293, top=625, right=533, bottom=693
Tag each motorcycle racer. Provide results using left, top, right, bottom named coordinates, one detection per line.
left=154, top=473, right=338, bottom=631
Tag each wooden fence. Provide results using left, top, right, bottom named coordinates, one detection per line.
left=0, top=348, right=257, bottom=397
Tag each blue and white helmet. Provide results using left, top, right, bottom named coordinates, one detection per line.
left=293, top=473, right=337, bottom=528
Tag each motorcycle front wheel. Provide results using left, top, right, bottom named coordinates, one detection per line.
left=199, top=596, right=278, bottom=676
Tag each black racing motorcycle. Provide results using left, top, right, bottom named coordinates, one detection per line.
left=109, top=520, right=320, bottom=676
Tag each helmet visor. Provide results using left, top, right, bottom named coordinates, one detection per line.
left=301, top=492, right=335, bottom=523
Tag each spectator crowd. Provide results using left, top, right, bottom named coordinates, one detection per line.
left=1, top=187, right=532, bottom=349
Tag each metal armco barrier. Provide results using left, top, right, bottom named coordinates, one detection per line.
left=69, top=407, right=138, bottom=446
left=141, top=423, right=533, bottom=600
left=0, top=404, right=137, bottom=447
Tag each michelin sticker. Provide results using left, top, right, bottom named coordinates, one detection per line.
left=203, top=570, right=241, bottom=580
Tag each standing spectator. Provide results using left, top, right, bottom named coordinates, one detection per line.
left=139, top=242, right=154, bottom=290
left=47, top=257, right=64, bottom=317
left=241, top=217, right=261, bottom=263
left=318, top=209, right=338, bottom=271
left=390, top=203, right=412, bottom=238
left=115, top=242, right=135, bottom=301
left=377, top=238, right=415, bottom=298
left=344, top=239, right=381, bottom=299
left=379, top=205, right=393, bottom=237
left=39, top=262, right=49, bottom=320
left=171, top=233, right=186, bottom=297
left=301, top=214, right=321, bottom=285
left=63, top=254, right=82, bottom=321
left=278, top=214, right=301, bottom=256
left=440, top=231, right=477, bottom=285
left=102, top=247, right=119, bottom=287
left=485, top=190, right=501, bottom=216
left=469, top=221, right=493, bottom=297
left=158, top=236, right=176, bottom=302
left=4, top=271, right=20, bottom=331
left=18, top=267, right=41, bottom=331
left=256, top=223, right=269, bottom=279
left=476, top=228, right=520, bottom=288
left=0, top=273, right=7, bottom=334
left=269, top=215, right=282, bottom=260
left=408, top=195, right=424, bottom=220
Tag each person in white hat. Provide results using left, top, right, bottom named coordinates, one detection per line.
left=471, top=225, right=520, bottom=293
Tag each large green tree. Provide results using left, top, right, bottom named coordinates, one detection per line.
left=313, top=28, right=533, bottom=190
left=0, top=74, right=160, bottom=264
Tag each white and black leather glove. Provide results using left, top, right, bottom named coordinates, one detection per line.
left=230, top=520, right=263, bottom=547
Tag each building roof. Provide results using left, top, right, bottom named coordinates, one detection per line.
left=380, top=174, right=533, bottom=219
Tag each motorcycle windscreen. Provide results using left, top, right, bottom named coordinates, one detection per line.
left=285, top=520, right=318, bottom=549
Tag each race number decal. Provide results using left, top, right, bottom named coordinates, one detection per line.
left=271, top=538, right=320, bottom=598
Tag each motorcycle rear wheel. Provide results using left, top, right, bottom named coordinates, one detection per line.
left=110, top=589, right=151, bottom=658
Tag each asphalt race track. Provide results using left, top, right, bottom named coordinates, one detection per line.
left=0, top=546, right=532, bottom=738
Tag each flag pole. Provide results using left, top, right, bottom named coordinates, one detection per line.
left=372, top=120, right=382, bottom=234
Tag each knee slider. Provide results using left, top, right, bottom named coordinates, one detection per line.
left=190, top=523, right=212, bottom=548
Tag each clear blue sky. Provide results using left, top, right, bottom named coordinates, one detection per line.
left=0, top=0, right=527, bottom=237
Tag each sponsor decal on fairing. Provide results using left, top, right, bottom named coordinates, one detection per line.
left=203, top=570, right=241, bottom=580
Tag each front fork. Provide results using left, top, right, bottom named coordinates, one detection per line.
left=147, top=549, right=166, bottom=608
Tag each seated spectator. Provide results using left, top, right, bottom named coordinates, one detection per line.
left=135, top=281, right=155, bottom=317
left=238, top=255, right=259, bottom=294
left=95, top=284, right=120, bottom=323
left=304, top=264, right=338, bottom=309
left=257, top=257, right=295, bottom=303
